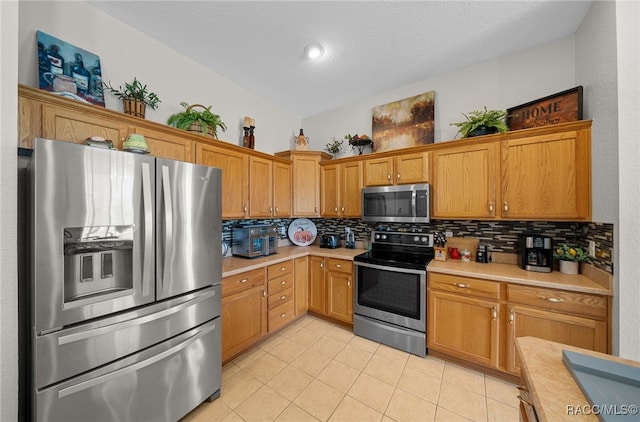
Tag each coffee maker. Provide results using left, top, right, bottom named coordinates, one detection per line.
left=517, top=234, right=553, bottom=272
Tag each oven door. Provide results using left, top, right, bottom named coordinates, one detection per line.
left=354, top=261, right=426, bottom=332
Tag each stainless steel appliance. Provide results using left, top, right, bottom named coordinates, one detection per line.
left=319, top=233, right=340, bottom=249
left=232, top=224, right=278, bottom=258
left=353, top=231, right=434, bottom=357
left=517, top=233, right=553, bottom=272
left=361, top=184, right=430, bottom=223
left=21, top=138, right=222, bottom=421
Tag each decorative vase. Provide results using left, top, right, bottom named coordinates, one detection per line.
left=559, top=260, right=579, bottom=275
left=467, top=126, right=498, bottom=138
left=123, top=98, right=146, bottom=119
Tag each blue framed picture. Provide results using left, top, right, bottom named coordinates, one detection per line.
left=37, top=30, right=105, bottom=107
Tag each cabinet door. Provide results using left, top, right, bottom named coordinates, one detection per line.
left=428, top=290, right=500, bottom=368
left=431, top=142, right=498, bottom=219
left=395, top=152, right=429, bottom=185
left=364, top=157, right=394, bottom=186
left=221, top=284, right=267, bottom=362
left=42, top=104, right=131, bottom=149
left=134, top=127, right=194, bottom=162
left=341, top=161, right=363, bottom=217
left=501, top=130, right=591, bottom=220
left=249, top=156, right=273, bottom=218
left=19, top=96, right=42, bottom=149
left=273, top=161, right=292, bottom=217
left=326, top=270, right=353, bottom=323
left=308, top=256, right=326, bottom=314
left=196, top=144, right=249, bottom=219
left=294, top=256, right=309, bottom=316
left=292, top=155, right=322, bottom=216
left=321, top=163, right=340, bottom=217
left=506, top=305, right=607, bottom=374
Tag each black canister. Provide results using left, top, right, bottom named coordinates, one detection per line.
left=476, top=243, right=489, bottom=263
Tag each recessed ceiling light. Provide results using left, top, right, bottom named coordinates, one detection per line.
left=304, top=43, right=324, bottom=59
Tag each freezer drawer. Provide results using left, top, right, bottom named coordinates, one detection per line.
left=35, top=317, right=221, bottom=422
left=35, top=285, right=220, bottom=389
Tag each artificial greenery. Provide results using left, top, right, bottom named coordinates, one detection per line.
left=103, top=77, right=161, bottom=110
left=324, top=137, right=344, bottom=155
left=553, top=244, right=589, bottom=262
left=450, top=107, right=509, bottom=138
left=167, top=102, right=227, bottom=139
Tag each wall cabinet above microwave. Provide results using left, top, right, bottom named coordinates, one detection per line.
left=363, top=152, right=430, bottom=187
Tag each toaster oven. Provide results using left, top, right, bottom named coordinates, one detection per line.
left=232, top=225, right=278, bottom=258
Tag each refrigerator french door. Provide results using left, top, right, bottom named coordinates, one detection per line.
left=23, top=138, right=222, bottom=422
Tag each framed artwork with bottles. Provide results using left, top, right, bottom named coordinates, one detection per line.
left=36, top=30, right=105, bottom=107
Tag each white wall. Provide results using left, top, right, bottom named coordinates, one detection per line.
left=18, top=1, right=301, bottom=154
left=302, top=37, right=576, bottom=155
left=0, top=2, right=19, bottom=421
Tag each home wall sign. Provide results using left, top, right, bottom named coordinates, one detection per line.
left=372, top=91, right=435, bottom=152
left=507, top=86, right=583, bottom=131
left=36, top=30, right=105, bottom=107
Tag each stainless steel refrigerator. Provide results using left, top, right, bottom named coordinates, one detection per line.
left=21, top=138, right=222, bottom=421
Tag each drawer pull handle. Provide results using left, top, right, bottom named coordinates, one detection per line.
left=280, top=267, right=286, bottom=271
left=336, top=264, right=342, bottom=268
left=540, top=296, right=564, bottom=303
left=280, top=295, right=286, bottom=300
left=239, top=278, right=248, bottom=284
left=280, top=280, right=286, bottom=285
left=280, top=313, right=286, bottom=318
left=453, top=283, right=469, bottom=288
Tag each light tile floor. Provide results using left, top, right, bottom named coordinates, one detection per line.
left=182, top=315, right=520, bottom=422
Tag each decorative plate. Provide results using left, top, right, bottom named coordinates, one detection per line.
left=288, top=218, right=317, bottom=246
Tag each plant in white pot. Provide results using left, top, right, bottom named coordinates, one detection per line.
left=553, top=244, right=589, bottom=274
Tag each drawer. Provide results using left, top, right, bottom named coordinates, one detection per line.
left=267, top=260, right=293, bottom=280
left=268, top=300, right=294, bottom=332
left=267, top=286, right=293, bottom=310
left=429, top=273, right=500, bottom=300
left=326, top=258, right=352, bottom=274
left=267, top=274, right=294, bottom=295
left=222, top=268, right=265, bottom=297
left=508, top=284, right=607, bottom=319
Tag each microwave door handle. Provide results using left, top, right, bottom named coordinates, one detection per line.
left=161, top=165, right=174, bottom=294
left=411, top=190, right=417, bottom=217
left=263, top=235, right=270, bottom=256
left=141, top=162, right=153, bottom=297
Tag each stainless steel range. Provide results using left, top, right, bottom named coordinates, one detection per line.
left=353, top=231, right=434, bottom=357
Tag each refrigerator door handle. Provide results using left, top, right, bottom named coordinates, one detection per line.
left=141, top=162, right=153, bottom=297
left=57, top=320, right=217, bottom=399
left=161, top=165, right=174, bottom=294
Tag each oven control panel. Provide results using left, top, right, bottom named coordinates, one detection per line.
left=372, top=231, right=434, bottom=247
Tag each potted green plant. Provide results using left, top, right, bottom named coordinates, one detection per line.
left=553, top=244, right=589, bottom=274
left=167, top=102, right=227, bottom=139
left=450, top=107, right=509, bottom=138
left=103, top=77, right=161, bottom=119
left=324, top=137, right=344, bottom=157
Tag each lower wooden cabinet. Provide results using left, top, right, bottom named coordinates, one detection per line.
left=221, top=268, right=267, bottom=362
left=428, top=275, right=500, bottom=369
left=294, top=256, right=309, bottom=315
left=308, top=257, right=353, bottom=323
left=266, top=261, right=294, bottom=332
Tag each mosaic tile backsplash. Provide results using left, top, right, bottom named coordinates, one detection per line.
left=223, top=219, right=614, bottom=274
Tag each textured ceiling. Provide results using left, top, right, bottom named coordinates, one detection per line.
left=89, top=1, right=593, bottom=118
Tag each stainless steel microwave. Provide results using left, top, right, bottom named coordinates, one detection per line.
left=361, top=184, right=430, bottom=223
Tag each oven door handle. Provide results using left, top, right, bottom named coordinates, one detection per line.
left=354, top=261, right=426, bottom=275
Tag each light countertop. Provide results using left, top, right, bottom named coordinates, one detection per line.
left=516, top=336, right=640, bottom=421
left=427, top=259, right=612, bottom=296
left=222, top=245, right=367, bottom=278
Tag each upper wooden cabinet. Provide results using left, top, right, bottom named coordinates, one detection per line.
left=320, top=160, right=363, bottom=218
left=249, top=156, right=291, bottom=218
left=500, top=128, right=591, bottom=221
left=275, top=151, right=331, bottom=217
left=431, top=142, right=499, bottom=219
left=134, top=126, right=194, bottom=162
left=196, top=143, right=249, bottom=219
left=364, top=152, right=429, bottom=186
left=273, top=160, right=292, bottom=217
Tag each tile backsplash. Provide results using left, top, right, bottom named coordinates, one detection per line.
left=223, top=219, right=614, bottom=274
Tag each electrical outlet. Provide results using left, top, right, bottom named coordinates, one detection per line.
left=445, top=231, right=453, bottom=238
left=278, top=226, right=286, bottom=236
left=588, top=240, right=596, bottom=257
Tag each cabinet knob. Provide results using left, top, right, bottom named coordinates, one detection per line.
left=243, top=205, right=247, bottom=214
left=488, top=201, right=494, bottom=215
left=336, top=264, right=342, bottom=268
left=275, top=206, right=279, bottom=213
left=315, top=206, right=318, bottom=212
left=397, top=172, right=401, bottom=181
left=335, top=207, right=338, bottom=212
left=503, top=201, right=509, bottom=214
left=269, top=206, right=273, bottom=212
left=280, top=267, right=286, bottom=271
left=492, top=306, right=497, bottom=320
left=280, top=280, right=286, bottom=285
left=509, top=309, right=515, bottom=324
left=280, top=313, right=287, bottom=318
left=239, top=278, right=248, bottom=284
left=387, top=173, right=392, bottom=181
left=348, top=279, right=351, bottom=288
left=280, top=295, right=286, bottom=300
left=341, top=206, right=345, bottom=213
